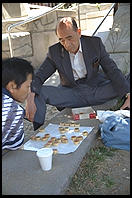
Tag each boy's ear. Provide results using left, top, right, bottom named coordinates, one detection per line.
left=6, top=81, right=17, bottom=94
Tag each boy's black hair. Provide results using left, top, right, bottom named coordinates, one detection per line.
left=2, top=57, right=34, bottom=88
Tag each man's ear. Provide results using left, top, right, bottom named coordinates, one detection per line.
left=77, top=28, right=81, bottom=36
left=6, top=81, right=17, bottom=94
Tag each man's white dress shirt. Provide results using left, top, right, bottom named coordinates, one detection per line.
left=69, top=41, right=87, bottom=80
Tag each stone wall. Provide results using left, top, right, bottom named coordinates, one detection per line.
left=2, top=7, right=76, bottom=68
left=2, top=3, right=29, bottom=19
left=2, top=3, right=130, bottom=73
left=24, top=9, right=76, bottom=68
left=105, top=3, right=130, bottom=74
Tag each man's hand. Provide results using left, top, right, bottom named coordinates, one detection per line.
left=25, top=91, right=36, bottom=122
left=120, top=93, right=130, bottom=110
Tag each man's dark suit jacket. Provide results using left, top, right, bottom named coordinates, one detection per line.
left=31, top=35, right=129, bottom=98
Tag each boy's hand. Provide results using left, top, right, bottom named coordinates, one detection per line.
left=25, top=92, right=36, bottom=122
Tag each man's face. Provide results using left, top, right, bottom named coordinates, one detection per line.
left=57, top=24, right=81, bottom=54
left=9, top=74, right=32, bottom=103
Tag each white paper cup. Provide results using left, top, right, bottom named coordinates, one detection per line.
left=36, top=148, right=53, bottom=171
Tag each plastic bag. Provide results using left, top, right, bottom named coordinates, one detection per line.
left=99, top=115, right=130, bottom=151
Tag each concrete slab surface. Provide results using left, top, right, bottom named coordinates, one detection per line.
left=2, top=108, right=100, bottom=195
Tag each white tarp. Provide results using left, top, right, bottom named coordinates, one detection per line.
left=23, top=123, right=94, bottom=154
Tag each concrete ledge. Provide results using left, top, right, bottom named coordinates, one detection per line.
left=2, top=108, right=100, bottom=195
left=2, top=129, right=99, bottom=195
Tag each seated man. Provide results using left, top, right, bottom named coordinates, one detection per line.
left=2, top=57, right=34, bottom=150
left=25, top=17, right=130, bottom=130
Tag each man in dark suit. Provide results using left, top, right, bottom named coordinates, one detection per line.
left=26, top=17, right=130, bottom=130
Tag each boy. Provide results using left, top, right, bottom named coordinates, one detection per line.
left=2, top=57, right=34, bottom=150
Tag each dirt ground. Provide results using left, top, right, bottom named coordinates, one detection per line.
left=65, top=137, right=130, bottom=195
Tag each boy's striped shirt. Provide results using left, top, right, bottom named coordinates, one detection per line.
left=2, top=93, right=25, bottom=150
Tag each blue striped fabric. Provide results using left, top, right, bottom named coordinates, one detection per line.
left=2, top=93, right=25, bottom=150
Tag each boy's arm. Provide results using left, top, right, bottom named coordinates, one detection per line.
left=25, top=49, right=56, bottom=122
left=25, top=91, right=36, bottom=122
